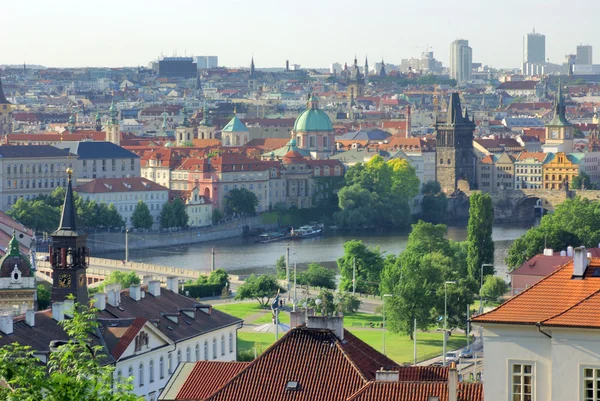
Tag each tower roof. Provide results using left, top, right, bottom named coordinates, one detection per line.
left=222, top=115, right=248, bottom=132
left=547, top=83, right=570, bottom=127
left=0, top=72, right=10, bottom=104
left=53, top=169, right=82, bottom=236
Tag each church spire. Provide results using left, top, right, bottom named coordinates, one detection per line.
left=57, top=169, right=77, bottom=232
left=0, top=72, right=10, bottom=104
left=95, top=109, right=101, bottom=131
left=250, top=56, right=256, bottom=78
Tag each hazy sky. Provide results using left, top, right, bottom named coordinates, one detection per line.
left=4, top=0, right=599, bottom=69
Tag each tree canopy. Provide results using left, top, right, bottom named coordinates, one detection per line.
left=337, top=239, right=384, bottom=295
left=0, top=301, right=139, bottom=401
left=7, top=187, right=125, bottom=232
left=334, top=156, right=419, bottom=228
left=224, top=188, right=259, bottom=216
left=419, top=181, right=448, bottom=224
left=131, top=199, right=153, bottom=230
left=298, top=263, right=336, bottom=289
left=159, top=198, right=189, bottom=229
left=571, top=172, right=595, bottom=190
left=506, top=197, right=600, bottom=270
left=234, top=274, right=285, bottom=306
left=466, top=192, right=495, bottom=286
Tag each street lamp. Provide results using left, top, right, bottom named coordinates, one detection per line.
left=443, top=281, right=457, bottom=367
left=382, top=294, right=392, bottom=355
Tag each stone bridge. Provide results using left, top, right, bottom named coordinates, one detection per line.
left=462, top=189, right=600, bottom=220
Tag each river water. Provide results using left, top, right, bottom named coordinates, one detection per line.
left=101, top=220, right=538, bottom=278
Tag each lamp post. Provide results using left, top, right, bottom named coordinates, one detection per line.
left=443, top=281, right=457, bottom=367
left=382, top=294, right=392, bottom=355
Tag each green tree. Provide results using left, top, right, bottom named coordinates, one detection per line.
left=207, top=268, right=229, bottom=288
left=275, top=255, right=286, bottom=279
left=337, top=240, right=384, bottom=295
left=224, top=188, right=259, bottom=216
left=98, top=271, right=140, bottom=292
left=212, top=208, right=224, bottom=224
left=466, top=192, right=495, bottom=286
left=0, top=301, right=139, bottom=401
left=131, top=199, right=153, bottom=230
left=235, top=274, right=285, bottom=306
left=103, top=203, right=125, bottom=228
left=298, top=263, right=336, bottom=289
left=37, top=284, right=50, bottom=310
left=571, top=171, right=592, bottom=190
left=312, top=289, right=335, bottom=316
left=420, top=181, right=448, bottom=224
left=481, top=275, right=508, bottom=302
left=335, top=292, right=361, bottom=313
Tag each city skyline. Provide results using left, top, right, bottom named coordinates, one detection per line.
left=4, top=0, right=600, bottom=69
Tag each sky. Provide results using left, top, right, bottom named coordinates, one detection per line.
left=4, top=0, right=600, bottom=70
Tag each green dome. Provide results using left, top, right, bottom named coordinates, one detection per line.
left=293, top=107, right=333, bottom=132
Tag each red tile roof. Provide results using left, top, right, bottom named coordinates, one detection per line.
left=346, top=381, right=483, bottom=401
left=175, top=362, right=250, bottom=400
left=110, top=317, right=147, bottom=360
left=473, top=257, right=600, bottom=327
left=510, top=254, right=571, bottom=277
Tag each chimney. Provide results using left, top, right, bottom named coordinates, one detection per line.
left=166, top=277, right=178, bottom=293
left=25, top=309, right=35, bottom=327
left=290, top=311, right=306, bottom=328
left=307, top=315, right=344, bottom=340
left=567, top=246, right=574, bottom=257
left=63, top=299, right=74, bottom=317
left=375, top=369, right=399, bottom=382
left=19, top=302, right=27, bottom=315
left=107, top=289, right=119, bottom=307
left=0, top=313, right=14, bottom=335
left=93, top=293, right=106, bottom=311
left=543, top=248, right=553, bottom=256
left=560, top=250, right=567, bottom=256
left=130, top=285, right=141, bottom=301
left=52, top=302, right=65, bottom=321
left=148, top=280, right=161, bottom=297
left=573, top=246, right=589, bottom=277
left=142, top=275, right=153, bottom=285
left=448, top=365, right=458, bottom=401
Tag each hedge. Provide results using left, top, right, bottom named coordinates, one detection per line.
left=180, top=283, right=223, bottom=298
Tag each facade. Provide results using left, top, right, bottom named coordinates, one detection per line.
left=542, top=152, right=579, bottom=190
left=0, top=231, right=36, bottom=313
left=157, top=57, right=197, bottom=78
left=54, top=141, right=140, bottom=184
left=450, top=39, right=472, bottom=82
left=514, top=152, right=546, bottom=189
left=494, top=152, right=516, bottom=190
left=292, top=95, right=335, bottom=159
left=576, top=45, right=593, bottom=65
left=472, top=249, right=600, bottom=401
left=435, top=93, right=476, bottom=193
left=180, top=187, right=212, bottom=228
left=523, top=30, right=546, bottom=71
left=0, top=74, right=12, bottom=136
left=75, top=178, right=169, bottom=228
left=0, top=145, right=75, bottom=211
left=194, top=56, right=218, bottom=69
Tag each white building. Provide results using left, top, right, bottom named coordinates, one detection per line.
left=472, top=247, right=600, bottom=401
left=75, top=177, right=169, bottom=228
left=450, top=39, right=472, bottom=82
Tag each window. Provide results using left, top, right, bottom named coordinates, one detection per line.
left=583, top=368, right=600, bottom=401
left=221, top=335, right=225, bottom=355
left=128, top=365, right=133, bottom=379
left=177, top=349, right=182, bottom=366
left=168, top=353, right=173, bottom=374
left=196, top=343, right=200, bottom=361
left=229, top=332, right=233, bottom=353
left=186, top=346, right=191, bottom=362
left=212, top=338, right=217, bottom=359
left=139, top=363, right=144, bottom=387
left=511, top=363, right=533, bottom=401
left=159, top=356, right=164, bottom=379
left=149, top=359, right=154, bottom=383
left=204, top=341, right=208, bottom=361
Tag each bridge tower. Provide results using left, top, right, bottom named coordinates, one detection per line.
left=435, top=93, right=476, bottom=193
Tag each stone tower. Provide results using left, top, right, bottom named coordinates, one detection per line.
left=50, top=168, right=89, bottom=304
left=0, top=72, right=13, bottom=136
left=435, top=93, right=476, bottom=193
left=105, top=100, right=120, bottom=145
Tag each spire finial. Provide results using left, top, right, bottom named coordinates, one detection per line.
left=8, top=229, right=20, bottom=256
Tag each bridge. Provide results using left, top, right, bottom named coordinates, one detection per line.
left=465, top=188, right=600, bottom=220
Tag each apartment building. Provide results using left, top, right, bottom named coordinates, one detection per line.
left=514, top=152, right=546, bottom=189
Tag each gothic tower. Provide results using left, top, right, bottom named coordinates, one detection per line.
left=0, top=72, right=13, bottom=136
left=364, top=56, right=369, bottom=85
left=105, top=100, right=120, bottom=145
left=50, top=168, right=89, bottom=304
left=95, top=110, right=102, bottom=131
left=545, top=83, right=573, bottom=153
left=435, top=93, right=476, bottom=193
left=248, top=57, right=258, bottom=90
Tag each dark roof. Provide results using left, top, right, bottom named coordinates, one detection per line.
left=53, top=173, right=82, bottom=235
left=75, top=177, right=169, bottom=194
left=336, top=128, right=392, bottom=141
left=0, top=145, right=74, bottom=159
left=54, top=141, right=140, bottom=160
left=496, top=81, right=539, bottom=90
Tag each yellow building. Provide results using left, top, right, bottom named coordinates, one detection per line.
left=543, top=152, right=580, bottom=190
left=0, top=74, right=12, bottom=136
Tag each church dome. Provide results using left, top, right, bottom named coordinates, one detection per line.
left=0, top=232, right=31, bottom=280
left=164, top=141, right=174, bottom=148
left=282, top=150, right=305, bottom=164
left=293, top=95, right=333, bottom=133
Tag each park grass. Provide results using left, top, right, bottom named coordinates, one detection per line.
left=237, top=328, right=466, bottom=364
left=213, top=302, right=268, bottom=320
left=343, top=312, right=383, bottom=328
left=253, top=311, right=291, bottom=324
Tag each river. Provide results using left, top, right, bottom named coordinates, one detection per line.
left=100, top=220, right=539, bottom=278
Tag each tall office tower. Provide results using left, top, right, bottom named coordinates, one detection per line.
left=523, top=30, right=546, bottom=72
left=576, top=45, right=593, bottom=65
left=194, top=56, right=219, bottom=69
left=449, top=39, right=473, bottom=82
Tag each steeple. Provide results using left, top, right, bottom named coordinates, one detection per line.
left=95, top=110, right=102, bottom=131
left=250, top=56, right=256, bottom=78
left=447, top=92, right=463, bottom=124
left=109, top=100, right=118, bottom=124
left=0, top=72, right=10, bottom=104
left=161, top=110, right=168, bottom=132
left=548, top=81, right=570, bottom=126
left=7, top=230, right=20, bottom=258
left=379, top=59, right=387, bottom=78
left=57, top=169, right=77, bottom=232
left=68, top=114, right=75, bottom=134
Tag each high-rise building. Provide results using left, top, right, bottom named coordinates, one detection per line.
left=449, top=40, right=472, bottom=82
left=195, top=56, right=218, bottom=69
left=576, top=45, right=593, bottom=65
left=524, top=30, right=546, bottom=64
left=157, top=57, right=197, bottom=78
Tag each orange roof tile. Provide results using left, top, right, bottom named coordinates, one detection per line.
left=472, top=258, right=600, bottom=326
left=110, top=317, right=147, bottom=360
left=176, top=361, right=250, bottom=400
left=346, top=381, right=483, bottom=401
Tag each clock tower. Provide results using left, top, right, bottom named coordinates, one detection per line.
left=50, top=168, right=89, bottom=304
left=544, top=83, right=573, bottom=153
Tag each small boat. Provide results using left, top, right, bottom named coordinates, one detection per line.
left=256, top=232, right=290, bottom=243
left=291, top=224, right=323, bottom=239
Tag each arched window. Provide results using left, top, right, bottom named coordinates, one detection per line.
left=168, top=353, right=173, bottom=374
left=323, top=136, right=329, bottom=148
left=186, top=346, right=191, bottom=362
left=204, top=341, right=209, bottom=361
left=196, top=343, right=200, bottom=361
left=139, top=363, right=144, bottom=387
left=212, top=338, right=217, bottom=359
left=117, top=369, right=122, bottom=380
left=128, top=365, right=133, bottom=379
left=229, top=332, right=234, bottom=353
left=221, top=335, right=225, bottom=356
left=296, top=135, right=302, bottom=147
left=149, top=359, right=154, bottom=383
left=159, top=356, right=164, bottom=379
left=177, top=349, right=182, bottom=366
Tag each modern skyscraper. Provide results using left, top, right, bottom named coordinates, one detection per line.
left=576, top=45, right=593, bottom=65
left=194, top=56, right=218, bottom=69
left=523, top=30, right=546, bottom=66
left=449, top=39, right=472, bottom=82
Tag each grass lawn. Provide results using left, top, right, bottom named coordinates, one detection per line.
left=238, top=332, right=279, bottom=353
left=253, top=311, right=291, bottom=324
left=350, top=330, right=467, bottom=364
left=344, top=312, right=383, bottom=328
left=213, top=302, right=268, bottom=320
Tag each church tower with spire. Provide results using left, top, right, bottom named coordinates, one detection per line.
left=95, top=110, right=102, bottom=132
left=176, top=103, right=194, bottom=146
left=435, top=93, right=476, bottom=193
left=364, top=56, right=369, bottom=85
left=50, top=168, right=89, bottom=304
left=0, top=72, right=13, bottom=137
left=105, top=101, right=120, bottom=145
left=544, top=83, right=573, bottom=153
left=248, top=57, right=258, bottom=90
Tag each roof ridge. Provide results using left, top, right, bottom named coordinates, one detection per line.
left=472, top=261, right=573, bottom=322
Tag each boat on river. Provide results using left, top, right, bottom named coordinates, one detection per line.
left=291, top=223, right=324, bottom=240
left=256, top=232, right=290, bottom=243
